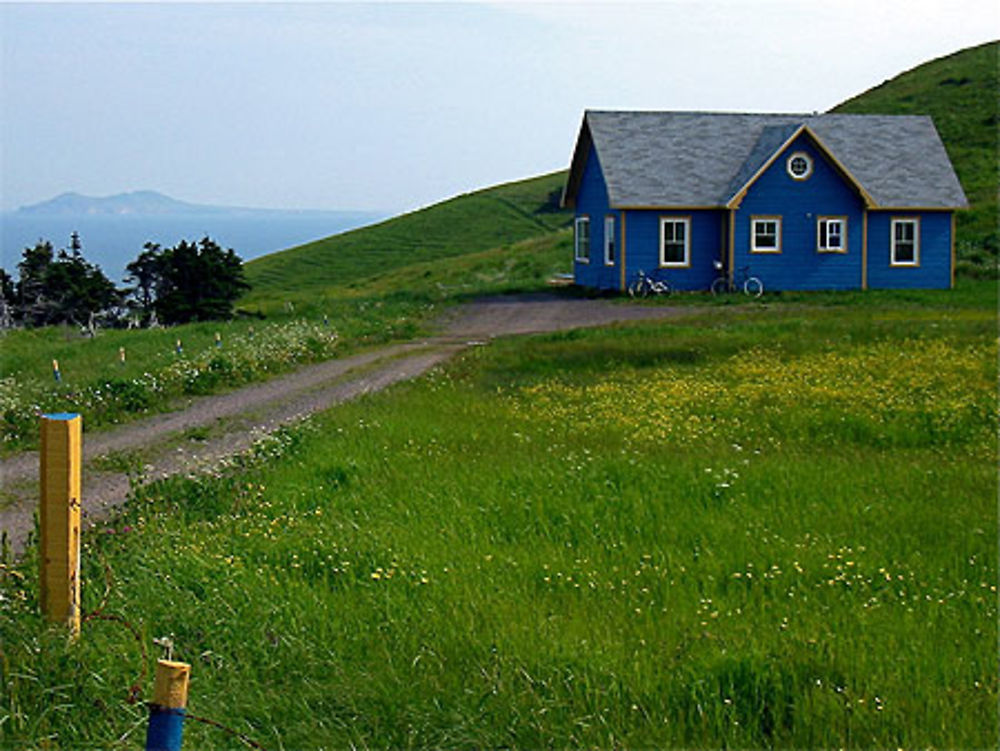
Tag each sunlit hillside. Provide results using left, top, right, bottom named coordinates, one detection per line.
left=242, top=172, right=571, bottom=314
left=834, top=40, right=998, bottom=274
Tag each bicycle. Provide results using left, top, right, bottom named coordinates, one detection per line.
left=710, top=261, right=764, bottom=298
left=628, top=269, right=672, bottom=298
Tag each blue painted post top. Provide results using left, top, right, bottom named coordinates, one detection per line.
left=42, top=413, right=81, bottom=421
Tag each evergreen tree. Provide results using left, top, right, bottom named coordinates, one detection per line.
left=0, top=268, right=15, bottom=328
left=14, top=238, right=120, bottom=326
left=125, top=237, right=249, bottom=324
left=124, top=242, right=163, bottom=318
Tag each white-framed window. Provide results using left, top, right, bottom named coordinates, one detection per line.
left=890, top=217, right=920, bottom=266
left=659, top=216, right=691, bottom=267
left=574, top=216, right=590, bottom=263
left=787, top=151, right=813, bottom=181
left=604, top=215, right=616, bottom=266
left=750, top=216, right=782, bottom=253
left=817, top=216, right=847, bottom=253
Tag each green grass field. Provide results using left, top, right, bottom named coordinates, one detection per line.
left=2, top=284, right=995, bottom=748
left=241, top=171, right=571, bottom=316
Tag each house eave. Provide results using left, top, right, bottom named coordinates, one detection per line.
left=610, top=204, right=726, bottom=211
left=725, top=124, right=878, bottom=210
left=561, top=115, right=594, bottom=210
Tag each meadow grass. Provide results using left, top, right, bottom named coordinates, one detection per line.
left=0, top=318, right=346, bottom=453
left=1, top=293, right=995, bottom=748
left=0, top=226, right=572, bottom=453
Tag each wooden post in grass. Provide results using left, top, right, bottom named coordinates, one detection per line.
left=39, top=413, right=82, bottom=639
left=145, top=659, right=191, bottom=751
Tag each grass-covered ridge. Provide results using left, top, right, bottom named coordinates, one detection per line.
left=834, top=40, right=999, bottom=273
left=2, top=286, right=995, bottom=747
left=242, top=171, right=571, bottom=315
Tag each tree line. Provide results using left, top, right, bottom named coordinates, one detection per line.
left=0, top=233, right=249, bottom=329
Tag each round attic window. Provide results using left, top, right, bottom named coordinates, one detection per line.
left=787, top=152, right=813, bottom=180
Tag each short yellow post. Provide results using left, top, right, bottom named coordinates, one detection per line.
left=146, top=659, right=191, bottom=750
left=39, top=413, right=82, bottom=638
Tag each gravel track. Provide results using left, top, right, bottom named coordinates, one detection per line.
left=1, top=294, right=688, bottom=556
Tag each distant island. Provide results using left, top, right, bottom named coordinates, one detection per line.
left=4, top=191, right=387, bottom=283
left=16, top=190, right=381, bottom=220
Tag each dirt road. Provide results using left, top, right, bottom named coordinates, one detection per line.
left=0, top=294, right=688, bottom=557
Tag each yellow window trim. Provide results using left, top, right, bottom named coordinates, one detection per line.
left=574, top=215, right=591, bottom=263
left=620, top=212, right=627, bottom=292
left=861, top=210, right=868, bottom=290
left=889, top=216, right=921, bottom=268
left=658, top=215, right=692, bottom=268
left=603, top=214, right=617, bottom=267
left=750, top=215, right=783, bottom=254
left=817, top=215, right=848, bottom=254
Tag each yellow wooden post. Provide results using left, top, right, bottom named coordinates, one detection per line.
left=39, top=413, right=82, bottom=638
left=146, top=659, right=191, bottom=750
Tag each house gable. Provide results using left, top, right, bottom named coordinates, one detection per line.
left=726, top=125, right=876, bottom=210
left=733, top=132, right=867, bottom=290
left=561, top=119, right=594, bottom=210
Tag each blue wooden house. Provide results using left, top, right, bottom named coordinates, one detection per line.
left=562, top=111, right=968, bottom=292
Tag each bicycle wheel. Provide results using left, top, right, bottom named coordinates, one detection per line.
left=743, top=277, right=764, bottom=298
left=710, top=277, right=729, bottom=296
left=655, top=280, right=673, bottom=297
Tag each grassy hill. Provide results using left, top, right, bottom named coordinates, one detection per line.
left=243, top=171, right=571, bottom=314
left=243, top=42, right=996, bottom=307
left=834, top=40, right=998, bottom=274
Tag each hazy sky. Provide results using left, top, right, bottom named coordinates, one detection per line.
left=2, top=1, right=996, bottom=213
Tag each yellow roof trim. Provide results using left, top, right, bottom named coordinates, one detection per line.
left=612, top=204, right=722, bottom=211
left=870, top=206, right=966, bottom=212
left=801, top=126, right=877, bottom=208
left=725, top=124, right=877, bottom=210
left=726, top=124, right=807, bottom=209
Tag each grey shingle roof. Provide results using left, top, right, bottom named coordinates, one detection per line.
left=565, top=111, right=967, bottom=210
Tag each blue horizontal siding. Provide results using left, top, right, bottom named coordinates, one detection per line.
left=867, top=211, right=952, bottom=289
left=573, top=144, right=620, bottom=291
left=623, top=210, right=722, bottom=291
left=734, top=135, right=865, bottom=291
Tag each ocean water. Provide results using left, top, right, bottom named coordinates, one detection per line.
left=0, top=211, right=385, bottom=283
